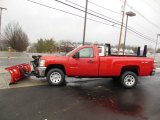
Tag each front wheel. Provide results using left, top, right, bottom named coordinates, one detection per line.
left=47, top=68, right=65, bottom=86
left=120, top=71, right=138, bottom=88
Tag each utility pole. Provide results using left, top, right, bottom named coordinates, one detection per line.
left=154, top=34, right=160, bottom=60
left=0, top=7, right=7, bottom=40
left=118, top=0, right=127, bottom=54
left=82, top=0, right=88, bottom=45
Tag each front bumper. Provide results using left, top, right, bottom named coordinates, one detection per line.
left=35, top=67, right=47, bottom=77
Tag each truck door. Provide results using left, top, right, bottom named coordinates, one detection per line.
left=71, top=47, right=99, bottom=76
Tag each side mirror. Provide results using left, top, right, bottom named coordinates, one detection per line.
left=73, top=52, right=79, bottom=58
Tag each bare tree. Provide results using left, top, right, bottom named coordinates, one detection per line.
left=3, top=22, right=29, bottom=52
left=58, top=40, right=74, bottom=53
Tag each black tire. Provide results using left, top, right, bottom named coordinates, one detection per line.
left=47, top=68, right=65, bottom=86
left=120, top=71, right=138, bottom=88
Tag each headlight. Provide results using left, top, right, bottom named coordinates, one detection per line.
left=39, top=60, right=45, bottom=67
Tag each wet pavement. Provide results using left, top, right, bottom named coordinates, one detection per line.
left=1, top=52, right=160, bottom=120
left=0, top=73, right=160, bottom=120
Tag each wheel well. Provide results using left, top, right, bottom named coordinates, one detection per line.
left=121, top=66, right=139, bottom=76
left=45, top=64, right=66, bottom=76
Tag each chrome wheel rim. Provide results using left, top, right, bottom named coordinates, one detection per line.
left=50, top=72, right=61, bottom=83
left=124, top=75, right=135, bottom=86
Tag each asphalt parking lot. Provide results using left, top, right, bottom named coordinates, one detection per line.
left=0, top=73, right=160, bottom=120
left=1, top=52, right=160, bottom=120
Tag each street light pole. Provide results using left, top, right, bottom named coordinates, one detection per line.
left=82, top=0, right=88, bottom=45
left=123, top=11, right=136, bottom=55
left=154, top=34, right=160, bottom=60
left=0, top=7, right=7, bottom=40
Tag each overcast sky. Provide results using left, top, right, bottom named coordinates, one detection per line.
left=1, top=0, right=160, bottom=48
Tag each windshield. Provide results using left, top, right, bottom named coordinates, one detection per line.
left=66, top=45, right=82, bottom=56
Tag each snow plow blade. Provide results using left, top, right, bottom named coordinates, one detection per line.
left=5, top=64, right=31, bottom=85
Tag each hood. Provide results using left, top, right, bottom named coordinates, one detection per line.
left=40, top=55, right=68, bottom=66
left=40, top=55, right=65, bottom=59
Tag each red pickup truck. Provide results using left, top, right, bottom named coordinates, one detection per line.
left=32, top=44, right=155, bottom=88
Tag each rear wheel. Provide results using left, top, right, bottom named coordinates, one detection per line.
left=120, top=71, right=138, bottom=88
left=47, top=68, right=65, bottom=86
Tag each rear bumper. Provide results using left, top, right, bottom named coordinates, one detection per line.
left=34, top=67, right=47, bottom=77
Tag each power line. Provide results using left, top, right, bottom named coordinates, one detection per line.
left=63, top=0, right=157, bottom=43
left=27, top=0, right=114, bottom=27
left=55, top=0, right=157, bottom=43
left=127, top=27, right=157, bottom=43
left=64, top=0, right=120, bottom=23
left=88, top=1, right=121, bottom=15
left=53, top=0, right=121, bottom=26
left=127, top=30, right=156, bottom=44
left=84, top=0, right=158, bottom=43
left=28, top=0, right=157, bottom=43
left=27, top=0, right=159, bottom=44
left=130, top=19, right=155, bottom=35
left=77, top=0, right=158, bottom=43
left=126, top=3, right=160, bottom=30
left=142, top=0, right=160, bottom=14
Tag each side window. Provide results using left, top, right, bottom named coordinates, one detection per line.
left=98, top=47, right=102, bottom=53
left=78, top=48, right=94, bottom=58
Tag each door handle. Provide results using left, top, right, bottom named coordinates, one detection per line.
left=88, top=60, right=94, bottom=63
